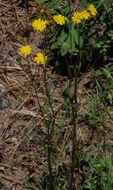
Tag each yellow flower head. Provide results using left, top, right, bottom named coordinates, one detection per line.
left=20, top=45, right=32, bottom=56
left=72, top=12, right=83, bottom=24
left=34, top=52, right=48, bottom=64
left=88, top=4, right=97, bottom=16
left=32, top=19, right=48, bottom=32
left=40, top=8, right=45, bottom=14
left=81, top=10, right=90, bottom=20
left=53, top=14, right=66, bottom=25
left=72, top=10, right=90, bottom=24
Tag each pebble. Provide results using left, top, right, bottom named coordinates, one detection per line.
left=0, top=84, right=9, bottom=109
left=0, top=96, right=9, bottom=109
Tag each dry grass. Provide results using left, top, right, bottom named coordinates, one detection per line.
left=1, top=1, right=113, bottom=189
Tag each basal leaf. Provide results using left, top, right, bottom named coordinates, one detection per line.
left=72, top=29, right=84, bottom=49
left=57, top=29, right=68, bottom=45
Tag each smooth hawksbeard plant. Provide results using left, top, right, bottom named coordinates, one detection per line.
left=18, top=1, right=102, bottom=190
left=17, top=1, right=113, bottom=189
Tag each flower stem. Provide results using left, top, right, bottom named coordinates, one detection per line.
left=67, top=0, right=81, bottom=189
left=43, top=65, right=55, bottom=190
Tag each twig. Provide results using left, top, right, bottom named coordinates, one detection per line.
left=0, top=172, right=24, bottom=185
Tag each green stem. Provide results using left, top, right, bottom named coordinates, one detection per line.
left=67, top=0, right=81, bottom=189
left=70, top=59, right=80, bottom=190
left=43, top=65, right=55, bottom=190
left=43, top=65, right=55, bottom=136
left=67, top=0, right=77, bottom=189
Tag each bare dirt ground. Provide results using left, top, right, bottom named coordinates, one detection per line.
left=1, top=0, right=113, bottom=189
left=0, top=1, right=51, bottom=189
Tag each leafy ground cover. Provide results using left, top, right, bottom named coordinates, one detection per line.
left=0, top=0, right=113, bottom=190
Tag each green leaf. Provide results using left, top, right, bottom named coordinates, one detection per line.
left=60, top=46, right=68, bottom=56
left=60, top=33, right=75, bottom=55
left=27, top=182, right=35, bottom=190
left=103, top=68, right=113, bottom=79
left=60, top=37, right=70, bottom=55
left=95, top=70, right=102, bottom=76
left=72, top=29, right=79, bottom=45
left=35, top=0, right=48, bottom=3
left=50, top=41, right=58, bottom=50
left=57, top=29, right=68, bottom=45
left=69, top=31, right=76, bottom=52
left=61, top=7, right=69, bottom=15
left=47, top=0, right=62, bottom=9
left=72, top=28, right=84, bottom=49
left=79, top=36, right=84, bottom=49
left=49, top=35, right=56, bottom=43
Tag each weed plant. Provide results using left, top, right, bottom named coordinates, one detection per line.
left=84, top=155, right=113, bottom=190
left=18, top=0, right=113, bottom=190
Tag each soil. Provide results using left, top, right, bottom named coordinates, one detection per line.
left=0, top=1, right=113, bottom=190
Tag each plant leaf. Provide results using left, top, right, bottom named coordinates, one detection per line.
left=47, top=0, right=62, bottom=9
left=71, top=28, right=84, bottom=49
left=35, top=0, right=48, bottom=3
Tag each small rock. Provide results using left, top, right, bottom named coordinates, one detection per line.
left=9, top=50, right=16, bottom=57
left=0, top=96, right=9, bottom=109
left=0, top=84, right=6, bottom=93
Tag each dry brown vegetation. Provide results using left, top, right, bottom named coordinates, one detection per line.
left=1, top=1, right=113, bottom=190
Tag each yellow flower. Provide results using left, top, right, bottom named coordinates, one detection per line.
left=20, top=45, right=32, bottom=56
left=81, top=10, right=90, bottom=20
left=34, top=52, right=48, bottom=64
left=72, top=10, right=90, bottom=24
left=32, top=19, right=48, bottom=32
left=53, top=14, right=66, bottom=25
left=72, top=12, right=83, bottom=24
left=40, top=8, right=45, bottom=14
left=88, top=4, right=97, bottom=16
